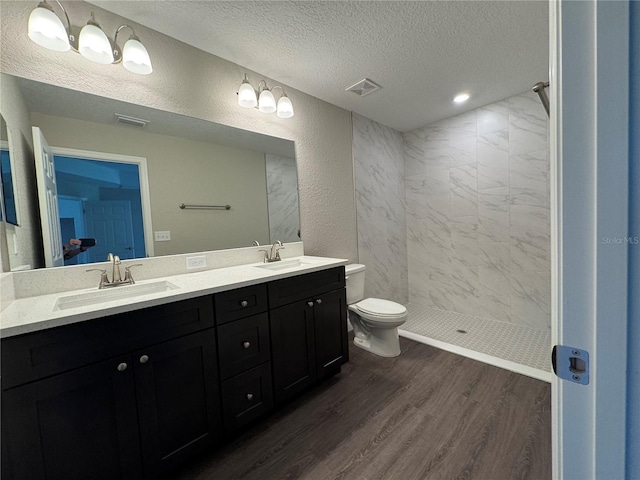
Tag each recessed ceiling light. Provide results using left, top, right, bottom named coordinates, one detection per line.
left=453, top=93, right=470, bottom=104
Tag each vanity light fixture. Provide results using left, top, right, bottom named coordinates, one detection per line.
left=453, top=92, right=470, bottom=104
left=28, top=1, right=153, bottom=74
left=237, top=74, right=294, bottom=118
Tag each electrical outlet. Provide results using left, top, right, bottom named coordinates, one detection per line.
left=154, top=231, right=171, bottom=242
left=186, top=256, right=206, bottom=269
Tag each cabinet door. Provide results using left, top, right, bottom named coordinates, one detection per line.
left=270, top=300, right=317, bottom=404
left=313, top=288, right=349, bottom=379
left=1, top=355, right=142, bottom=480
left=134, top=330, right=222, bottom=478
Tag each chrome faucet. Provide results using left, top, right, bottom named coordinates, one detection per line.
left=260, top=241, right=285, bottom=263
left=86, top=253, right=142, bottom=288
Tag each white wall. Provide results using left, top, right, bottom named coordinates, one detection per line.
left=0, top=1, right=357, bottom=264
left=0, top=74, right=43, bottom=269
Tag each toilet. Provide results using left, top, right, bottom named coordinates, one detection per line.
left=345, top=264, right=407, bottom=357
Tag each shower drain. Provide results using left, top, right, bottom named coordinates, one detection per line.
left=456, top=329, right=467, bottom=334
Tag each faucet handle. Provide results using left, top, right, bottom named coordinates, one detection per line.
left=257, top=249, right=269, bottom=263
left=123, top=264, right=143, bottom=284
left=86, top=268, right=110, bottom=288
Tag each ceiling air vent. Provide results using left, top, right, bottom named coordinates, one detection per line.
left=345, top=78, right=382, bottom=97
left=115, top=113, right=149, bottom=128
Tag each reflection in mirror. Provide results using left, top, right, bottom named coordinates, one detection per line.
left=0, top=114, right=18, bottom=225
left=2, top=74, right=300, bottom=270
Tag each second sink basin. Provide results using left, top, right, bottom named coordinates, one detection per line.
left=54, top=281, right=179, bottom=311
left=254, top=257, right=317, bottom=271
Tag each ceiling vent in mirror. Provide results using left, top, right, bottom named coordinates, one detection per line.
left=345, top=78, right=382, bottom=97
left=115, top=113, right=149, bottom=128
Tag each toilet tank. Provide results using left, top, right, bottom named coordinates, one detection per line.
left=345, top=264, right=366, bottom=304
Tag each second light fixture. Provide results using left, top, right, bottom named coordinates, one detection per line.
left=238, top=74, right=294, bottom=118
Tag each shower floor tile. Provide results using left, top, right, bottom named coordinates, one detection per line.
left=400, top=304, right=551, bottom=374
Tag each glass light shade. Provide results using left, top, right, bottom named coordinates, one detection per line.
left=258, top=89, right=276, bottom=113
left=122, top=38, right=152, bottom=75
left=28, top=5, right=70, bottom=52
left=78, top=23, right=114, bottom=64
left=276, top=95, right=294, bottom=118
left=238, top=81, right=258, bottom=108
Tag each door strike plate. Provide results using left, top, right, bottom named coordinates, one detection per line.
left=552, top=345, right=589, bottom=385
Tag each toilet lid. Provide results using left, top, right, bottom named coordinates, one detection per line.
left=356, top=298, right=407, bottom=317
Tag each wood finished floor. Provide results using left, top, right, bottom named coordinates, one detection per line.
left=175, top=337, right=551, bottom=480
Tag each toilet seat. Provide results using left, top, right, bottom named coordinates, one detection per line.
left=352, top=298, right=407, bottom=320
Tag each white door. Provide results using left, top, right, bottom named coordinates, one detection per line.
left=551, top=1, right=630, bottom=478
left=32, top=127, right=63, bottom=267
left=83, top=201, right=135, bottom=262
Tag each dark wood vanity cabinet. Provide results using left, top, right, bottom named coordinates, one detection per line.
left=1, top=297, right=222, bottom=480
left=1, top=266, right=349, bottom=479
left=269, top=267, right=349, bottom=404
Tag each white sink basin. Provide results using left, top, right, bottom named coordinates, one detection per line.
left=54, top=281, right=179, bottom=311
left=254, top=258, right=317, bottom=271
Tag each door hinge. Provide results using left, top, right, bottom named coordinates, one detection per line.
left=552, top=345, right=589, bottom=385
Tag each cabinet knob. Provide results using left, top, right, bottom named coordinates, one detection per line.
left=139, top=355, right=149, bottom=364
left=240, top=300, right=248, bottom=307
left=117, top=362, right=128, bottom=372
left=243, top=341, right=251, bottom=349
left=246, top=393, right=254, bottom=401
left=307, top=301, right=314, bottom=307
left=316, top=298, right=322, bottom=304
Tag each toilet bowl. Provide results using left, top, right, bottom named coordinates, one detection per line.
left=345, top=264, right=407, bottom=357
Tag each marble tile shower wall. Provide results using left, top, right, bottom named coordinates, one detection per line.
left=352, top=113, right=408, bottom=303
left=265, top=154, right=300, bottom=244
left=403, top=92, right=550, bottom=330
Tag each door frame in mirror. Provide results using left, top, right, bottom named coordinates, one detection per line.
left=49, top=146, right=155, bottom=260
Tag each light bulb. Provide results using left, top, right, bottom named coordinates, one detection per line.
left=78, top=22, right=114, bottom=64
left=276, top=95, right=294, bottom=118
left=453, top=93, right=470, bottom=104
left=258, top=89, right=276, bottom=113
left=28, top=4, right=70, bottom=52
left=122, top=37, right=152, bottom=74
left=238, top=79, right=257, bottom=108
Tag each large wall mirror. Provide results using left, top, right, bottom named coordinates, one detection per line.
left=1, top=74, right=300, bottom=270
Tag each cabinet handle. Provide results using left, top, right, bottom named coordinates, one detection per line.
left=240, top=300, right=248, bottom=307
left=307, top=301, right=314, bottom=307
left=246, top=393, right=254, bottom=401
left=139, top=355, right=149, bottom=364
left=117, top=362, right=128, bottom=372
left=243, top=341, right=251, bottom=349
left=316, top=298, right=322, bottom=304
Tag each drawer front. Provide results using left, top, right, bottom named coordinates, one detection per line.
left=217, top=313, right=270, bottom=380
left=267, top=267, right=345, bottom=308
left=220, top=363, right=273, bottom=433
left=214, top=284, right=268, bottom=325
left=1, top=296, right=215, bottom=390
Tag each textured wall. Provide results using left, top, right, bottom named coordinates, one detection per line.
left=404, top=92, right=550, bottom=330
left=352, top=113, right=407, bottom=304
left=0, top=1, right=357, bottom=265
left=265, top=154, right=300, bottom=244
left=0, top=74, right=43, bottom=269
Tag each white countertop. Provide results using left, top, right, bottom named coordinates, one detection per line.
left=0, top=256, right=348, bottom=338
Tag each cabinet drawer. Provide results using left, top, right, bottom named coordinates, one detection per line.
left=1, top=296, right=215, bottom=390
left=221, top=363, right=273, bottom=433
left=217, top=313, right=270, bottom=380
left=267, top=267, right=345, bottom=308
left=214, top=284, right=268, bottom=325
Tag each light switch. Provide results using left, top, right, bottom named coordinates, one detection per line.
left=154, top=231, right=171, bottom=241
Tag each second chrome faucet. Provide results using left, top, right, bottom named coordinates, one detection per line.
left=260, top=241, right=285, bottom=263
left=86, top=253, right=142, bottom=289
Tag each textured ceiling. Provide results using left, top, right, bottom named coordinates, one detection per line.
left=89, top=1, right=548, bottom=132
